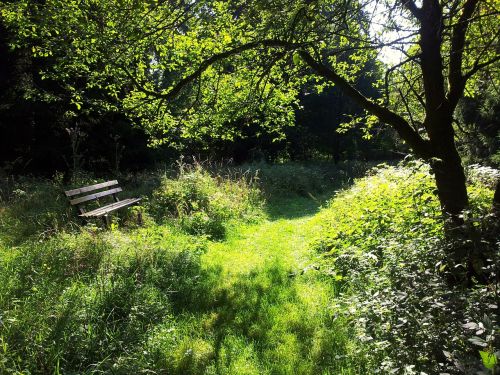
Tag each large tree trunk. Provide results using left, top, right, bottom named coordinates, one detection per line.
left=431, top=154, right=468, bottom=220
left=426, top=115, right=469, bottom=221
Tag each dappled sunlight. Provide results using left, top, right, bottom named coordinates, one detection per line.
left=145, top=262, right=359, bottom=374
left=1, top=162, right=498, bottom=373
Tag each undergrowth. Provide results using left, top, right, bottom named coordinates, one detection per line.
left=311, top=161, right=499, bottom=374
left=0, top=226, right=207, bottom=374
left=0, top=161, right=360, bottom=374
left=150, top=161, right=263, bottom=239
left=1, top=160, right=498, bottom=374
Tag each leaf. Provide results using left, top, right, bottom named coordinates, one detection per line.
left=462, top=322, right=479, bottom=330
left=292, top=53, right=301, bottom=65
left=468, top=336, right=487, bottom=347
left=479, top=351, right=497, bottom=369
left=483, top=315, right=493, bottom=329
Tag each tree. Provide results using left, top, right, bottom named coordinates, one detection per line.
left=2, top=0, right=499, bottom=219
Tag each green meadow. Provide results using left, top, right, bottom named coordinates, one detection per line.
left=1, top=162, right=497, bottom=374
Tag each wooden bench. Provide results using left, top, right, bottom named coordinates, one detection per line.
left=65, top=180, right=141, bottom=225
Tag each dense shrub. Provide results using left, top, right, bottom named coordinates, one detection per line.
left=150, top=162, right=263, bottom=239
left=466, top=163, right=500, bottom=189
left=311, top=161, right=499, bottom=374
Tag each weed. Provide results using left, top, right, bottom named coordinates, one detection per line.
left=311, top=160, right=499, bottom=374
left=150, top=161, right=263, bottom=239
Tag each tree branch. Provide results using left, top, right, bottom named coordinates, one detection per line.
left=125, top=39, right=302, bottom=102
left=464, top=54, right=500, bottom=81
left=419, top=0, right=447, bottom=112
left=401, top=0, right=422, bottom=20
left=299, top=50, right=432, bottom=158
left=384, top=54, right=420, bottom=104
left=448, top=0, right=480, bottom=108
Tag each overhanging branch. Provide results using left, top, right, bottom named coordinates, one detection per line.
left=299, top=50, right=432, bottom=158
left=124, top=39, right=302, bottom=102
left=464, top=54, right=500, bottom=80
left=448, top=0, right=480, bottom=108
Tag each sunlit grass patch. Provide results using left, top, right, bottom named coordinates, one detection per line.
left=0, top=223, right=208, bottom=373
left=0, top=163, right=369, bottom=374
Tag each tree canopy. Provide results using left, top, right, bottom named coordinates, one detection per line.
left=2, top=0, right=499, bottom=216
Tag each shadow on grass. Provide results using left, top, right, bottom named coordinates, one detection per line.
left=166, top=262, right=361, bottom=374
left=264, top=180, right=359, bottom=221
left=264, top=193, right=332, bottom=221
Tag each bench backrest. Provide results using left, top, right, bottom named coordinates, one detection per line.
left=65, top=180, right=122, bottom=208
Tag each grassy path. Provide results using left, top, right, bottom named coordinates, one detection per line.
left=203, top=211, right=317, bottom=276
left=176, top=197, right=360, bottom=375
left=0, top=193, right=361, bottom=374
left=203, top=195, right=327, bottom=274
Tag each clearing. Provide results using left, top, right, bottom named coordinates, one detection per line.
left=172, top=195, right=361, bottom=374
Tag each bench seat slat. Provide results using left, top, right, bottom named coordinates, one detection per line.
left=65, top=180, right=119, bottom=197
left=70, top=187, right=122, bottom=205
left=81, top=198, right=140, bottom=217
left=79, top=198, right=142, bottom=218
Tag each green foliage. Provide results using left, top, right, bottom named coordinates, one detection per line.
left=0, top=164, right=363, bottom=374
left=150, top=162, right=263, bottom=238
left=466, top=164, right=500, bottom=189
left=311, top=161, right=499, bottom=374
left=311, top=161, right=443, bottom=255
left=0, top=225, right=207, bottom=374
left=0, top=176, right=76, bottom=245
left=0, top=0, right=380, bottom=146
left=240, top=160, right=372, bottom=198
left=456, top=82, right=500, bottom=168
left=250, top=162, right=332, bottom=197
left=1, top=162, right=498, bottom=374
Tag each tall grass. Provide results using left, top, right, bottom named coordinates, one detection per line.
left=0, top=225, right=208, bottom=373
left=0, top=161, right=364, bottom=374
left=2, top=160, right=497, bottom=374
left=149, top=160, right=263, bottom=239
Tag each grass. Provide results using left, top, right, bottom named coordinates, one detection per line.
left=2, top=161, right=496, bottom=374
left=0, top=163, right=365, bottom=374
left=139, top=197, right=364, bottom=374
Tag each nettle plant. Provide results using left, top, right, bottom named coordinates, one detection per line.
left=311, top=162, right=499, bottom=374
left=465, top=315, right=499, bottom=374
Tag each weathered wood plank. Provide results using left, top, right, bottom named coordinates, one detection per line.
left=69, top=187, right=122, bottom=205
left=65, top=180, right=119, bottom=197
left=80, top=198, right=141, bottom=217
left=80, top=198, right=139, bottom=217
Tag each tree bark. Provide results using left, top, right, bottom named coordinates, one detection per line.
left=430, top=148, right=468, bottom=220
left=493, top=179, right=500, bottom=216
left=425, top=108, right=469, bottom=220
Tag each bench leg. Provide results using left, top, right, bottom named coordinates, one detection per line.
left=137, top=210, right=143, bottom=226
left=102, top=215, right=110, bottom=228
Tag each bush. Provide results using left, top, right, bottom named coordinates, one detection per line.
left=150, top=162, right=263, bottom=239
left=311, top=161, right=499, bottom=374
left=466, top=163, right=500, bottom=189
